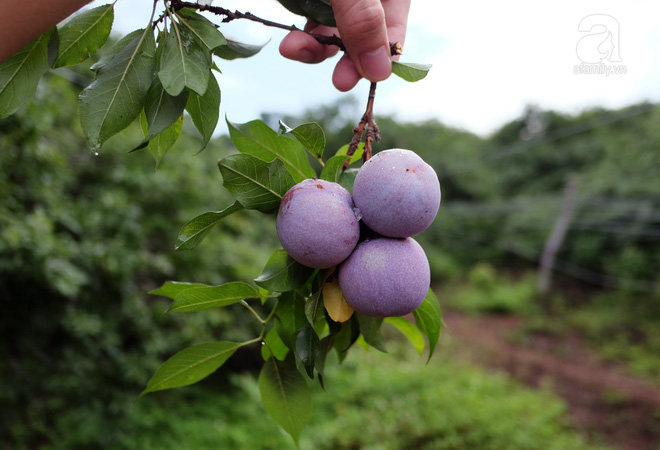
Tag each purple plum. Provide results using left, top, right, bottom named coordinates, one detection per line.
left=338, top=237, right=430, bottom=317
left=352, top=149, right=441, bottom=238
left=277, top=178, right=360, bottom=269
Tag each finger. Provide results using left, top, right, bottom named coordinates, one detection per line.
left=331, top=0, right=391, bottom=82
left=382, top=0, right=411, bottom=61
left=279, top=20, right=340, bottom=64
left=332, top=54, right=362, bottom=92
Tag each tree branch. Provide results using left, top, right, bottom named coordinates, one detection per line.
left=168, top=1, right=397, bottom=164
left=169, top=0, right=403, bottom=56
left=346, top=82, right=380, bottom=165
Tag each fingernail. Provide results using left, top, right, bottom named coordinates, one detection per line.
left=359, top=46, right=392, bottom=81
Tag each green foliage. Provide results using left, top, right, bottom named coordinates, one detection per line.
left=175, top=9, right=227, bottom=52
left=1, top=1, right=433, bottom=158
left=259, top=355, right=313, bottom=445
left=391, top=61, right=432, bottom=82
left=305, top=345, right=602, bottom=450
left=185, top=73, right=221, bottom=152
left=159, top=281, right=260, bottom=313
left=79, top=27, right=156, bottom=151
left=158, top=20, right=210, bottom=96
left=447, top=264, right=537, bottom=315
left=175, top=201, right=244, bottom=250
left=564, top=290, right=660, bottom=379
left=276, top=0, right=336, bottom=27
left=255, top=250, right=315, bottom=292
left=136, top=76, right=189, bottom=151
left=279, top=120, right=326, bottom=161
left=141, top=341, right=243, bottom=395
left=117, top=345, right=601, bottom=450
left=0, top=28, right=55, bottom=118
left=218, top=154, right=294, bottom=213
left=213, top=38, right=267, bottom=60
left=136, top=116, right=444, bottom=443
left=385, top=316, right=426, bottom=355
left=0, top=2, right=264, bottom=156
left=0, top=74, right=279, bottom=448
left=412, top=289, right=445, bottom=360
left=53, top=3, right=114, bottom=68
left=8, top=1, right=655, bottom=447
left=227, top=119, right=316, bottom=182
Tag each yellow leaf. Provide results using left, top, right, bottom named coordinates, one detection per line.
left=323, top=277, right=354, bottom=323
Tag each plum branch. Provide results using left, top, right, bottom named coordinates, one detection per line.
left=170, top=0, right=403, bottom=56
left=166, top=1, right=400, bottom=164
left=346, top=82, right=380, bottom=164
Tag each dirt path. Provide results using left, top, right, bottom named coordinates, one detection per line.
left=442, top=311, right=660, bottom=450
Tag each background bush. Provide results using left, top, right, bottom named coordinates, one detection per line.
left=0, top=74, right=278, bottom=448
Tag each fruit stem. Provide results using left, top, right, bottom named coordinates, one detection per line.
left=242, top=297, right=280, bottom=346
left=346, top=82, right=380, bottom=166
left=241, top=300, right=266, bottom=324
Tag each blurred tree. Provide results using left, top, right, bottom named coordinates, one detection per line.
left=0, top=72, right=279, bottom=448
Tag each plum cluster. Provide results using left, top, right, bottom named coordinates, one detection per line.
left=276, top=149, right=441, bottom=318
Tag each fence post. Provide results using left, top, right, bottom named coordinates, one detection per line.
left=538, top=177, right=579, bottom=295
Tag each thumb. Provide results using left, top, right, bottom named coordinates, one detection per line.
left=331, top=0, right=392, bottom=82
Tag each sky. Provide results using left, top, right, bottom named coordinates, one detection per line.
left=87, top=0, right=660, bottom=136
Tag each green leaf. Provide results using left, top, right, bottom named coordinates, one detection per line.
left=167, top=282, right=259, bottom=313
left=149, top=281, right=210, bottom=300
left=185, top=73, right=220, bottom=153
left=142, top=341, right=241, bottom=396
left=175, top=201, right=244, bottom=250
left=262, top=328, right=289, bottom=361
left=218, top=154, right=295, bottom=213
left=176, top=10, right=227, bottom=51
left=333, top=315, right=359, bottom=362
left=135, top=75, right=189, bottom=150
left=258, top=356, right=313, bottom=445
left=335, top=142, right=365, bottom=163
left=140, top=112, right=183, bottom=167
left=304, top=289, right=323, bottom=327
left=0, top=28, right=55, bottom=119
left=275, top=0, right=336, bottom=27
left=320, top=154, right=350, bottom=182
left=158, top=22, right=210, bottom=96
left=391, top=61, right=432, bottom=82
left=322, top=145, right=363, bottom=188
left=315, top=336, right=333, bottom=390
left=254, top=250, right=315, bottom=292
left=90, top=29, right=142, bottom=71
left=227, top=119, right=316, bottom=183
left=79, top=28, right=156, bottom=152
left=275, top=290, right=308, bottom=350
left=356, top=314, right=387, bottom=353
left=148, top=115, right=183, bottom=166
left=53, top=3, right=114, bottom=68
left=280, top=121, right=325, bottom=160
left=295, top=322, right=320, bottom=379
left=385, top=317, right=425, bottom=356
left=338, top=168, right=359, bottom=194
left=412, top=288, right=444, bottom=362
left=213, top=38, right=266, bottom=60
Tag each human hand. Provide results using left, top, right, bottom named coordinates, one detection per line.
left=279, top=0, right=411, bottom=91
